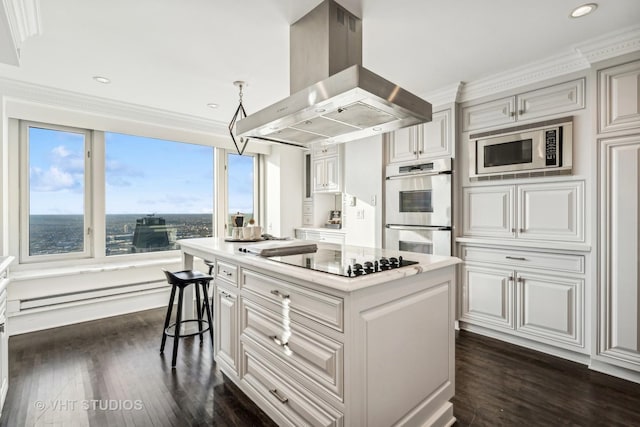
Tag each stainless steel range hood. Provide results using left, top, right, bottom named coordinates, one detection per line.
left=236, top=0, right=432, bottom=148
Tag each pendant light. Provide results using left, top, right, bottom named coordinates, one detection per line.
left=229, top=80, right=249, bottom=155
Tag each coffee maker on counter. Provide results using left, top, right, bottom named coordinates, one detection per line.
left=325, top=210, right=341, bottom=229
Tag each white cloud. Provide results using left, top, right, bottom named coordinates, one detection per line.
left=30, top=166, right=79, bottom=192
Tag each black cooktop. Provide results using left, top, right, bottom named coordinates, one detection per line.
left=268, top=248, right=418, bottom=278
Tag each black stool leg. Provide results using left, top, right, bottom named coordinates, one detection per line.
left=160, top=285, right=177, bottom=353
left=195, top=282, right=204, bottom=342
left=201, top=281, right=214, bottom=344
left=172, top=286, right=184, bottom=368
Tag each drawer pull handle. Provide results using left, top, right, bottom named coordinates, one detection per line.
left=221, top=270, right=233, bottom=276
left=508, top=276, right=514, bottom=282
left=517, top=277, right=525, bottom=283
left=511, top=228, right=516, bottom=233
left=269, top=335, right=288, bottom=347
left=505, top=256, right=526, bottom=261
left=269, top=389, right=289, bottom=404
left=0, top=323, right=4, bottom=333
left=519, top=228, right=525, bottom=233
left=270, top=290, right=290, bottom=299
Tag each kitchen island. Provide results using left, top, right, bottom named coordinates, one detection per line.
left=178, top=237, right=460, bottom=427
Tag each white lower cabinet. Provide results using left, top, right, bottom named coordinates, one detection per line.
left=214, top=284, right=239, bottom=376
left=460, top=245, right=585, bottom=351
left=0, top=286, right=7, bottom=415
left=207, top=253, right=456, bottom=426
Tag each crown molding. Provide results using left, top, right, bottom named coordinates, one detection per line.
left=3, top=0, right=41, bottom=45
left=459, top=24, right=640, bottom=103
left=0, top=76, right=229, bottom=135
left=423, top=82, right=463, bottom=109
left=575, top=25, right=640, bottom=64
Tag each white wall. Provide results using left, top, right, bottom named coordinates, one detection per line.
left=342, top=134, right=383, bottom=248
left=264, top=144, right=303, bottom=238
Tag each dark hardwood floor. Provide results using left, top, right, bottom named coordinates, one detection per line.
left=2, top=308, right=640, bottom=426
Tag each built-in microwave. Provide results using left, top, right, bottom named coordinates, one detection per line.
left=469, top=117, right=573, bottom=179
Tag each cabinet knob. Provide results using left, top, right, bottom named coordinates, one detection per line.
left=510, top=111, right=516, bottom=117
left=519, top=228, right=525, bottom=233
left=517, top=277, right=524, bottom=283
left=413, top=151, right=417, bottom=155
left=518, top=109, right=524, bottom=115
left=508, top=276, right=514, bottom=282
left=511, top=228, right=516, bottom=233
left=418, top=150, right=423, bottom=154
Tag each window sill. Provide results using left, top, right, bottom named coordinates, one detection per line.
left=10, top=255, right=183, bottom=282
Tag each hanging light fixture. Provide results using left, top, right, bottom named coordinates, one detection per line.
left=229, top=80, right=249, bottom=155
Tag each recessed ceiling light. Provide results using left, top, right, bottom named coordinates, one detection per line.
left=93, top=76, right=111, bottom=84
left=207, top=103, right=219, bottom=109
left=570, top=3, right=597, bottom=18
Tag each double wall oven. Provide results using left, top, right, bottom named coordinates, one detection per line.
left=385, top=159, right=452, bottom=256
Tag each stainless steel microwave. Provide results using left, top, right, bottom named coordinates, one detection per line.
left=469, top=117, right=573, bottom=179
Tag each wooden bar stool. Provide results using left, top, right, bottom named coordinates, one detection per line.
left=160, top=269, right=213, bottom=368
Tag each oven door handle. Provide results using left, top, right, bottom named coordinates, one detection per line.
left=386, top=170, right=452, bottom=180
left=386, top=224, right=452, bottom=231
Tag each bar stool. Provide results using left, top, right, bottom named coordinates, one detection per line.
left=160, top=269, right=214, bottom=368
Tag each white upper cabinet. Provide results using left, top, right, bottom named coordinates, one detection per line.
left=462, top=78, right=585, bottom=132
left=312, top=144, right=342, bottom=193
left=599, top=59, right=640, bottom=133
left=463, top=180, right=585, bottom=242
left=387, top=109, right=453, bottom=163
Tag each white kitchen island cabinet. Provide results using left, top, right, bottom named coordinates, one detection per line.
left=0, top=256, right=14, bottom=417
left=178, top=238, right=460, bottom=427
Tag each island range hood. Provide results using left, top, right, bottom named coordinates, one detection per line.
left=236, top=0, right=432, bottom=148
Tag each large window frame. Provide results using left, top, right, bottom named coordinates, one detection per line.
left=15, top=120, right=263, bottom=267
left=19, top=121, right=94, bottom=263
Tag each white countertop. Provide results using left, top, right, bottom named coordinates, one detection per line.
left=178, top=238, right=460, bottom=293
left=295, top=227, right=346, bottom=234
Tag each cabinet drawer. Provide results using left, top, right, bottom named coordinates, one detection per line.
left=241, top=298, right=344, bottom=399
left=241, top=344, right=344, bottom=427
left=303, top=215, right=313, bottom=226
left=462, top=246, right=584, bottom=274
left=303, top=204, right=313, bottom=215
left=216, top=260, right=238, bottom=287
left=242, top=270, right=344, bottom=331
left=305, top=232, right=344, bottom=245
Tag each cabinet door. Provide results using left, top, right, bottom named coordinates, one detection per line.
left=461, top=264, right=515, bottom=330
left=515, top=272, right=583, bottom=348
left=462, top=96, right=515, bottom=132
left=312, top=158, right=326, bottom=192
left=322, top=156, right=340, bottom=192
left=419, top=109, right=452, bottom=159
left=517, top=79, right=585, bottom=122
left=387, top=126, right=418, bottom=164
left=215, top=286, right=239, bottom=374
left=599, top=60, right=640, bottom=133
left=462, top=185, right=515, bottom=238
left=599, top=135, right=640, bottom=368
left=517, top=181, right=584, bottom=242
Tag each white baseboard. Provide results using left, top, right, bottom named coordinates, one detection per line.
left=8, top=287, right=171, bottom=336
left=589, top=359, right=640, bottom=385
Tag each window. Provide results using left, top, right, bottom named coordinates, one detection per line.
left=19, top=120, right=218, bottom=263
left=20, top=122, right=91, bottom=260
left=227, top=152, right=257, bottom=230
left=105, top=133, right=214, bottom=255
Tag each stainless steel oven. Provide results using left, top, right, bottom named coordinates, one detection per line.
left=385, top=158, right=452, bottom=256
left=385, top=225, right=451, bottom=256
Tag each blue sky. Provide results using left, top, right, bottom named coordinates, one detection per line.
left=29, top=127, right=254, bottom=215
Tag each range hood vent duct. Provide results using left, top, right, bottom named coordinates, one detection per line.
left=236, top=0, right=432, bottom=147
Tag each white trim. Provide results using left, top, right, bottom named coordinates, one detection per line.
left=458, top=24, right=640, bottom=103
left=2, top=0, right=41, bottom=46
left=7, top=286, right=171, bottom=336
left=589, top=359, right=640, bottom=385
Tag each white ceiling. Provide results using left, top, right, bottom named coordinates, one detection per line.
left=1, top=0, right=639, bottom=126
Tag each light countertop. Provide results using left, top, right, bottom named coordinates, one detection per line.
left=178, top=238, right=460, bottom=293
left=295, top=227, right=346, bottom=234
